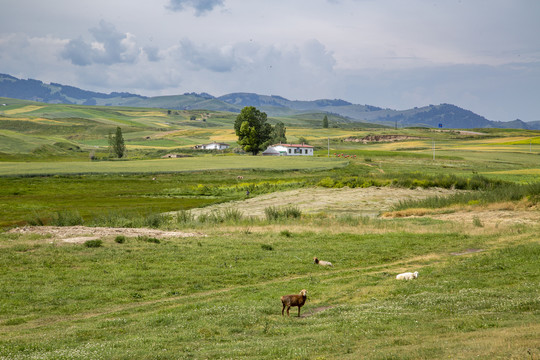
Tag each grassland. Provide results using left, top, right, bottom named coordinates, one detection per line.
left=1, top=98, right=540, bottom=359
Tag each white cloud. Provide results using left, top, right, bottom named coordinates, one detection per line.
left=166, top=0, right=225, bottom=16
left=61, top=20, right=141, bottom=66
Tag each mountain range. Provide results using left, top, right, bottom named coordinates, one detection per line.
left=1, top=73, right=538, bottom=129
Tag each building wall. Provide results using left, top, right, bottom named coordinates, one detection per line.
left=272, top=145, right=313, bottom=156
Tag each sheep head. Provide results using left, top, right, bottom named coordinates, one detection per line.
left=300, top=289, right=307, bottom=297
left=413, top=271, right=419, bottom=278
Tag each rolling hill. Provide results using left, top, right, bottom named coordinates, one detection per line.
left=1, top=73, right=537, bottom=129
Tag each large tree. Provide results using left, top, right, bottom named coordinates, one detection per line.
left=234, top=106, right=273, bottom=155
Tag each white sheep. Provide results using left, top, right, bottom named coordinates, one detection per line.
left=313, top=257, right=333, bottom=267
left=396, top=271, right=418, bottom=280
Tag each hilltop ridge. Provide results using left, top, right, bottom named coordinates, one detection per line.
left=1, top=73, right=537, bottom=129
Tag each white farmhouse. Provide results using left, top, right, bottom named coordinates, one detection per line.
left=194, top=142, right=230, bottom=150
left=262, top=143, right=314, bottom=156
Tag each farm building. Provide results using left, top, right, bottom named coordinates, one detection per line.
left=262, top=143, right=314, bottom=156
left=193, top=142, right=230, bottom=150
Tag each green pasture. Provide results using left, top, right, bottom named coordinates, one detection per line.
left=0, top=223, right=538, bottom=359
left=1, top=99, right=540, bottom=358
left=0, top=156, right=347, bottom=177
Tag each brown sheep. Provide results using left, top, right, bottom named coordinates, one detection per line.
left=281, top=289, right=307, bottom=317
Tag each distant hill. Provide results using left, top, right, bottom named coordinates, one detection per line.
left=1, top=73, right=537, bottom=129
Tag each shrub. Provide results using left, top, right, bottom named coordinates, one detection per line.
left=222, top=208, right=243, bottom=222
left=176, top=210, right=194, bottom=224
left=138, top=235, right=160, bottom=244
left=261, top=244, right=274, bottom=251
left=264, top=206, right=302, bottom=221
left=84, top=239, right=103, bottom=248
left=115, top=235, right=126, bottom=244
left=318, top=177, right=335, bottom=188
left=282, top=206, right=302, bottom=219
left=280, top=229, right=292, bottom=237
left=264, top=206, right=280, bottom=221
left=472, top=216, right=484, bottom=227
left=50, top=210, right=84, bottom=226
left=144, top=213, right=167, bottom=228
left=26, top=213, right=45, bottom=226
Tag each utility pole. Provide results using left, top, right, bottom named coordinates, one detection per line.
left=328, top=137, right=330, bottom=157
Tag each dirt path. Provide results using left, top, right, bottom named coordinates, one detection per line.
left=186, top=187, right=458, bottom=218
left=8, top=226, right=204, bottom=243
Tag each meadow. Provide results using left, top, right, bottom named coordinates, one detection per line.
left=0, top=99, right=539, bottom=359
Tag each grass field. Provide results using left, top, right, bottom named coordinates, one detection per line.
left=0, top=156, right=348, bottom=177
left=1, top=217, right=538, bottom=359
left=1, top=99, right=540, bottom=359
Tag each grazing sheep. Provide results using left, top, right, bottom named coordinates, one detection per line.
left=396, top=271, right=419, bottom=280
left=237, top=175, right=244, bottom=180
left=313, top=257, right=333, bottom=267
left=281, top=289, right=307, bottom=317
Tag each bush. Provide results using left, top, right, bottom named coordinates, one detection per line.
left=280, top=230, right=292, bottom=237
left=261, top=244, right=274, bottom=251
left=176, top=210, right=194, bottom=224
left=264, top=206, right=302, bottom=221
left=472, top=216, right=484, bottom=227
left=84, top=239, right=103, bottom=248
left=138, top=235, right=160, bottom=244
left=144, top=213, right=168, bottom=228
left=115, top=235, right=126, bottom=244
left=50, top=210, right=84, bottom=226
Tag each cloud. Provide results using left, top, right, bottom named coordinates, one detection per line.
left=143, top=46, right=162, bottom=62
left=300, top=39, right=336, bottom=71
left=61, top=20, right=140, bottom=66
left=166, top=0, right=225, bottom=16
left=179, top=39, right=237, bottom=72
left=61, top=37, right=93, bottom=66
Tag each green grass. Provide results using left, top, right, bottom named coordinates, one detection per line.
left=0, top=227, right=538, bottom=359
left=0, top=156, right=348, bottom=177
left=2, top=99, right=540, bottom=358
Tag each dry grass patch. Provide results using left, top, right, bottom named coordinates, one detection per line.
left=7, top=226, right=205, bottom=243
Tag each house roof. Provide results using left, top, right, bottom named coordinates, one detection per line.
left=204, top=142, right=229, bottom=146
left=262, top=147, right=280, bottom=154
left=272, top=143, right=314, bottom=148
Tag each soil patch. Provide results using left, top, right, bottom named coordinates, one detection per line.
left=451, top=249, right=484, bottom=256
left=8, top=226, right=204, bottom=243
left=432, top=210, right=540, bottom=227
left=301, top=305, right=335, bottom=318
left=343, top=135, right=421, bottom=143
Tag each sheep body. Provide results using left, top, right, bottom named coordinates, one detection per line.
left=313, top=257, right=333, bottom=267
left=396, top=271, right=418, bottom=280
left=281, top=289, right=307, bottom=317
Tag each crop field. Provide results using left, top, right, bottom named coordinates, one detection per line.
left=1, top=99, right=539, bottom=359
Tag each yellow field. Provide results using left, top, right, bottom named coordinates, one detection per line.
left=487, top=168, right=540, bottom=175
left=3, top=105, right=44, bottom=115
left=117, top=110, right=167, bottom=117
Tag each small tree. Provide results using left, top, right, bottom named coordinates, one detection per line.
left=108, top=126, right=126, bottom=158
left=270, top=121, right=287, bottom=145
left=298, top=136, right=309, bottom=145
left=322, top=115, right=329, bottom=128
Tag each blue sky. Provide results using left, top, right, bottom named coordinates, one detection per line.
left=1, top=0, right=539, bottom=121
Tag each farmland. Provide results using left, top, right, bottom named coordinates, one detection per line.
left=0, top=99, right=539, bottom=359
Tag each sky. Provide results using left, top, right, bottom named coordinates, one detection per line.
left=1, top=0, right=539, bottom=121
